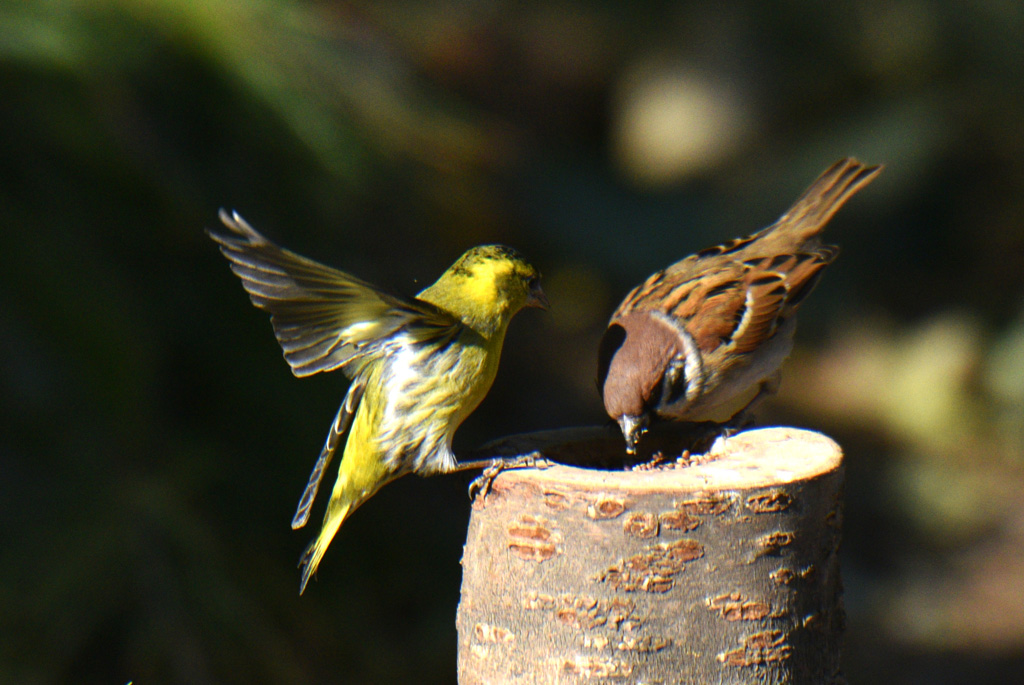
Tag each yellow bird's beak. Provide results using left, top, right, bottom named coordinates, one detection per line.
left=526, top=281, right=549, bottom=310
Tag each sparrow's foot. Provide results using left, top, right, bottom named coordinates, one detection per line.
left=704, top=409, right=757, bottom=456
left=467, top=452, right=550, bottom=501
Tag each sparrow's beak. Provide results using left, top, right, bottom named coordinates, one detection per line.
left=617, top=414, right=648, bottom=455
left=526, top=280, right=549, bottom=310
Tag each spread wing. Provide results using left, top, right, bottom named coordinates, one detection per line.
left=209, top=210, right=462, bottom=377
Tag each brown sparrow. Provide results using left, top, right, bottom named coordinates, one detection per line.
left=598, top=158, right=882, bottom=453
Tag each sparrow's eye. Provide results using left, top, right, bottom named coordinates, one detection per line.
left=527, top=276, right=540, bottom=291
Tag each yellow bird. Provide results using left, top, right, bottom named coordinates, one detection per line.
left=210, top=211, right=547, bottom=593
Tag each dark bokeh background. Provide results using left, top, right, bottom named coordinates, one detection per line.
left=3, top=1, right=1024, bottom=683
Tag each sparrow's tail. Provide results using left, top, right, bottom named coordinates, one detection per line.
left=766, top=157, right=883, bottom=247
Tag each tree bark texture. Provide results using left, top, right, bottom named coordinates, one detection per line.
left=457, top=427, right=845, bottom=684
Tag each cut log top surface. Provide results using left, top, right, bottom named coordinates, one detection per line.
left=459, top=426, right=847, bottom=684
left=487, top=427, right=842, bottom=494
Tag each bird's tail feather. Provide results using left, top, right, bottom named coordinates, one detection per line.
left=298, top=497, right=355, bottom=595
left=292, top=379, right=366, bottom=530
left=769, top=158, right=883, bottom=245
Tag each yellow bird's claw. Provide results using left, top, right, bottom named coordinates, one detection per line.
left=467, top=452, right=550, bottom=501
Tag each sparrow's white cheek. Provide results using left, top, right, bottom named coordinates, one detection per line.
left=650, top=310, right=705, bottom=411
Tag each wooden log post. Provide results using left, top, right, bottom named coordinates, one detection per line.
left=457, top=427, right=845, bottom=684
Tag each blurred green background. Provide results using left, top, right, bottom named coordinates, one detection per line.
left=3, top=1, right=1023, bottom=683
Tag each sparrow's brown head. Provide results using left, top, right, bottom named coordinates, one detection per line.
left=598, top=312, right=683, bottom=453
